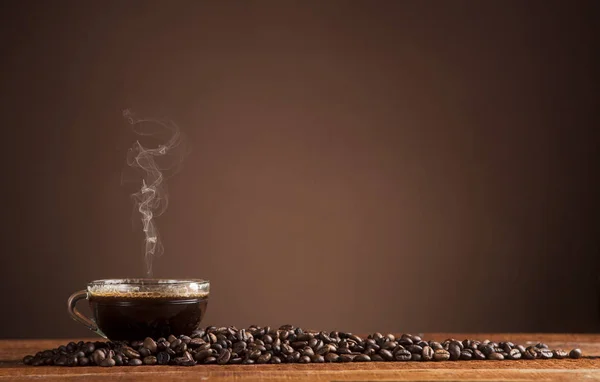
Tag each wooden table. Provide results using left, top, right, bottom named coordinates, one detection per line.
left=1, top=334, right=599, bottom=381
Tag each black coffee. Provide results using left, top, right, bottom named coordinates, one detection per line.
left=89, top=294, right=208, bottom=340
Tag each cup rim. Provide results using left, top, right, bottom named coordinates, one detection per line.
left=88, top=279, right=209, bottom=286
left=86, top=279, right=210, bottom=298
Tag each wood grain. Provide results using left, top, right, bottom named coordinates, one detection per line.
left=1, top=334, right=599, bottom=381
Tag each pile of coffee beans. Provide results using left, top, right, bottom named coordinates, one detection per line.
left=23, top=325, right=584, bottom=367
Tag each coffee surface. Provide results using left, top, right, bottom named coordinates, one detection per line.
left=89, top=294, right=208, bottom=340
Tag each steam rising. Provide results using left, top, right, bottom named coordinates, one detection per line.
left=123, top=109, right=188, bottom=277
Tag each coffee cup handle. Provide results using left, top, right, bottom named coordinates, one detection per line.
left=67, top=290, right=107, bottom=339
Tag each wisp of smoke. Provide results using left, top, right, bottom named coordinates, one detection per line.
left=122, top=109, right=188, bottom=277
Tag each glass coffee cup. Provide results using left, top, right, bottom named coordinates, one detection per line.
left=68, top=279, right=210, bottom=340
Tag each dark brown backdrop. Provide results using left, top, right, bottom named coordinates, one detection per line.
left=0, top=0, right=598, bottom=338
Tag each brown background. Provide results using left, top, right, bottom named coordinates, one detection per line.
left=0, top=0, right=598, bottom=338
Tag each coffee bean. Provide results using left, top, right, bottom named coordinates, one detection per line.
left=113, top=354, right=124, bottom=366
left=411, top=353, right=422, bottom=361
left=553, top=349, right=568, bottom=359
left=290, top=351, right=302, bottom=363
left=539, top=348, right=553, bottom=359
left=257, top=352, right=272, bottom=364
left=176, top=343, right=188, bottom=354
left=297, top=333, right=313, bottom=342
left=292, top=341, right=308, bottom=349
left=41, top=350, right=53, bottom=359
left=99, top=358, right=116, bottom=367
left=194, top=348, right=212, bottom=362
left=421, top=346, right=434, bottom=361
left=339, top=354, right=355, bottom=363
left=128, top=358, right=142, bottom=366
left=54, top=355, right=67, bottom=366
left=508, top=349, right=522, bottom=360
left=139, top=347, right=152, bottom=357
left=570, top=349, right=582, bottom=359
left=207, top=333, right=218, bottom=344
left=122, top=346, right=140, bottom=359
left=448, top=343, right=461, bottom=361
left=311, top=339, right=324, bottom=351
left=129, top=340, right=142, bottom=348
left=302, top=346, right=315, bottom=357
left=66, top=356, right=78, bottom=367
left=433, top=349, right=450, bottom=361
left=298, top=355, right=311, bottom=363
left=43, top=357, right=54, bottom=365
left=487, top=352, right=504, bottom=360
left=316, top=344, right=332, bottom=355
left=379, top=349, right=394, bottom=361
left=337, top=347, right=352, bottom=354
left=232, top=341, right=246, bottom=354
left=394, top=349, right=411, bottom=361
left=279, top=343, right=293, bottom=355
left=143, top=356, right=157, bottom=365
left=204, top=356, right=217, bottom=364
left=157, top=351, right=171, bottom=365
left=175, top=352, right=196, bottom=366
left=188, top=338, right=205, bottom=348
left=481, top=344, right=495, bottom=356
left=407, top=344, right=423, bottom=354
left=91, top=349, right=106, bottom=365
left=460, top=350, right=473, bottom=360
left=143, top=338, right=157, bottom=353
left=22, top=355, right=34, bottom=365
left=353, top=354, right=371, bottom=362
left=353, top=345, right=366, bottom=352
left=75, top=356, right=89, bottom=366
left=524, top=347, right=538, bottom=360
left=535, top=342, right=548, bottom=349
left=248, top=349, right=262, bottom=360
left=325, top=353, right=339, bottom=362
left=31, top=358, right=44, bottom=366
